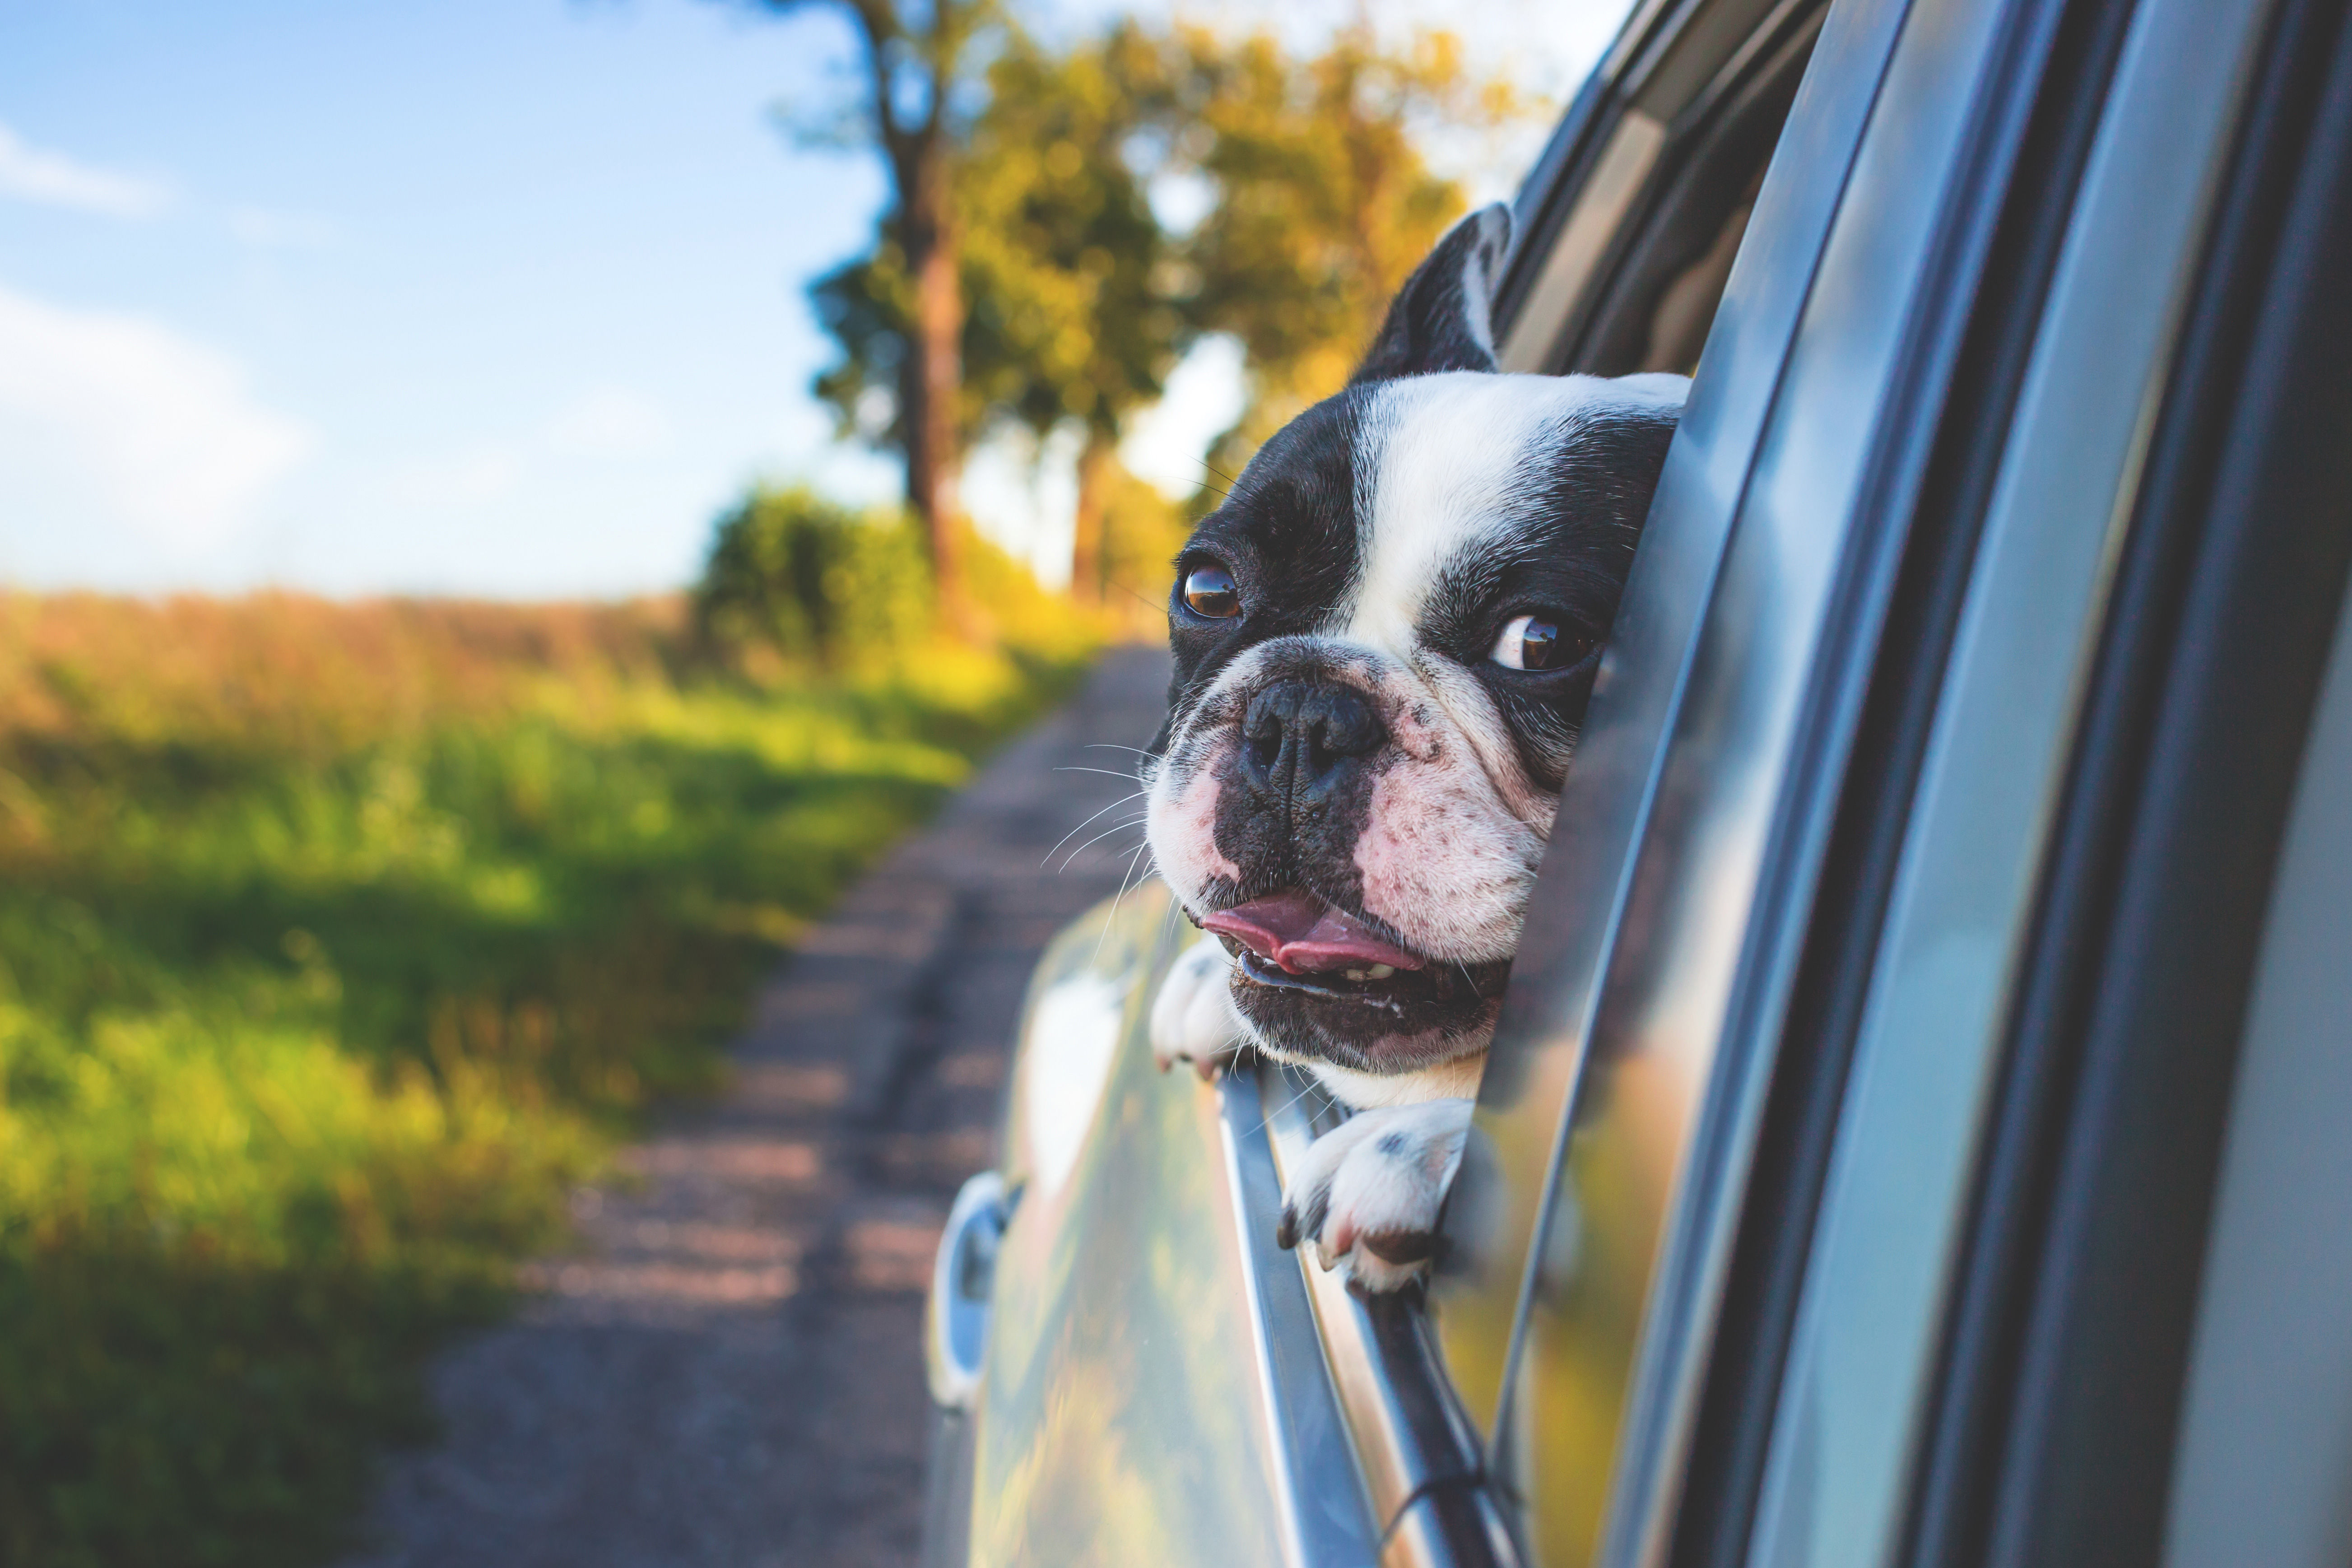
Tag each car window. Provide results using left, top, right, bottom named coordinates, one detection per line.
left=1435, top=0, right=2317, bottom=1559
left=2163, top=582, right=2352, bottom=1568
left=1496, top=0, right=1825, bottom=377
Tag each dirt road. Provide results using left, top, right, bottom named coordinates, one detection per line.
left=344, top=646, right=1171, bottom=1568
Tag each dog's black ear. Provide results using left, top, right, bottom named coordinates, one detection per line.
left=1351, top=203, right=1512, bottom=385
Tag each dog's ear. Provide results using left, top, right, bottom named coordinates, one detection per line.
left=1351, top=202, right=1512, bottom=385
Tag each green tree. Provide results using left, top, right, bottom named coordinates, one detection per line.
left=959, top=23, right=1187, bottom=603
left=1172, top=23, right=1522, bottom=472
left=814, top=22, right=1186, bottom=605
left=693, top=485, right=929, bottom=669
left=748, top=0, right=1004, bottom=626
left=796, top=15, right=1524, bottom=599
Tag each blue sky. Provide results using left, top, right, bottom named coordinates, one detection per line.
left=0, top=0, right=1625, bottom=599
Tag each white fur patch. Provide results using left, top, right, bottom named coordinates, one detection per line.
left=1281, top=1097, right=1475, bottom=1291
left=1149, top=934, right=1247, bottom=1075
left=1335, top=372, right=1683, bottom=656
left=1148, top=734, right=1241, bottom=893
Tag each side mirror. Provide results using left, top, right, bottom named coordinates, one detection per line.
left=925, top=1171, right=1010, bottom=1410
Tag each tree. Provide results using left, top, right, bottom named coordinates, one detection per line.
left=754, top=0, right=1004, bottom=624
left=813, top=22, right=1185, bottom=605
left=1172, top=24, right=1521, bottom=473
left=792, top=13, right=1525, bottom=603
left=958, top=24, right=1188, bottom=602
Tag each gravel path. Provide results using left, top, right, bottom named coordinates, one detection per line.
left=343, top=646, right=1172, bottom=1568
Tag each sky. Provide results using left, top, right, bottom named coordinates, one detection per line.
left=0, top=0, right=1630, bottom=600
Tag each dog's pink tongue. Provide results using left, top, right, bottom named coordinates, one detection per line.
left=1204, top=889, right=1425, bottom=975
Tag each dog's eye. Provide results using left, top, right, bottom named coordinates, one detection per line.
left=1490, top=614, right=1590, bottom=671
left=1181, top=564, right=1242, bottom=619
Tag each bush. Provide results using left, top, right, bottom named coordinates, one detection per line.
left=693, top=483, right=1114, bottom=674
left=694, top=486, right=931, bottom=669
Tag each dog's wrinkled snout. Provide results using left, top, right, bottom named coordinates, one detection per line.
left=1241, top=679, right=1385, bottom=803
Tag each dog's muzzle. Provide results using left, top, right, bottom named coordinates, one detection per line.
left=1238, top=678, right=1385, bottom=810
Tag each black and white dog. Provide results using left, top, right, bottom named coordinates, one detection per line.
left=1143, top=203, right=1686, bottom=1291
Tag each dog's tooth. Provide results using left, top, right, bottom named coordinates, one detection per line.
left=1345, top=968, right=1367, bottom=982
left=1367, top=963, right=1395, bottom=980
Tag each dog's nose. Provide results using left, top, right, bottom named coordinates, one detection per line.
left=1241, top=680, right=1385, bottom=800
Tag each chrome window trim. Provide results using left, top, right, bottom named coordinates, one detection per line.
left=1218, top=1066, right=1388, bottom=1568
left=1499, top=112, right=1672, bottom=374
left=1738, top=0, right=2282, bottom=1559
left=2163, top=572, right=2352, bottom=1568
left=1259, top=1069, right=1485, bottom=1545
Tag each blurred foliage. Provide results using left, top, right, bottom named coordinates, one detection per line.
left=804, top=14, right=1529, bottom=586
left=813, top=23, right=1182, bottom=457
left=0, top=586, right=1093, bottom=1566
left=694, top=484, right=1106, bottom=666
left=751, top=0, right=1005, bottom=610
left=1170, top=23, right=1526, bottom=467
left=695, top=485, right=931, bottom=668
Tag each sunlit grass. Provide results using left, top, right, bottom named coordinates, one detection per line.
left=0, top=586, right=1097, bottom=1567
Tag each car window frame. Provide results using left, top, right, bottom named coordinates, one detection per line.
left=1724, top=0, right=2298, bottom=1560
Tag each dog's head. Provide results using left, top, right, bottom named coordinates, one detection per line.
left=1143, top=204, right=1686, bottom=1082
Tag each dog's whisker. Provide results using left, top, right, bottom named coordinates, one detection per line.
left=1083, top=744, right=1163, bottom=759
left=1254, top=1070, right=1327, bottom=1135
left=1054, top=815, right=1149, bottom=874
left=1117, top=581, right=1172, bottom=616
left=1053, top=766, right=1149, bottom=782
left=1090, top=839, right=1157, bottom=966
left=1055, top=813, right=1148, bottom=865
left=1040, top=790, right=1149, bottom=868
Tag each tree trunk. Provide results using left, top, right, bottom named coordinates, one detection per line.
left=1069, top=428, right=1117, bottom=604
left=897, top=142, right=969, bottom=631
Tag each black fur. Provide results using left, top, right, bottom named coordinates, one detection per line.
left=1147, top=202, right=1684, bottom=1078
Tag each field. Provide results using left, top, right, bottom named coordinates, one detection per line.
left=0, top=587, right=1097, bottom=1567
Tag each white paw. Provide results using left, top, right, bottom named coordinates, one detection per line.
left=1150, top=934, right=1248, bottom=1079
left=1277, top=1098, right=1474, bottom=1292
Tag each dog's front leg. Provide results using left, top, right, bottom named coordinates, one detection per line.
left=1277, top=1098, right=1474, bottom=1293
left=1150, top=933, right=1250, bottom=1078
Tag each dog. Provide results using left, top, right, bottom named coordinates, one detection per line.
left=1142, top=202, right=1687, bottom=1292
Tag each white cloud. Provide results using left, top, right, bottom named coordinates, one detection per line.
left=380, top=386, right=673, bottom=517
left=0, top=123, right=171, bottom=219
left=386, top=446, right=522, bottom=510
left=0, top=281, right=308, bottom=553
left=544, top=384, right=674, bottom=458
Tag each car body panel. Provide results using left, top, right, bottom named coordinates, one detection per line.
left=957, top=883, right=1384, bottom=1568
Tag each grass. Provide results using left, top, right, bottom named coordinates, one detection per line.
left=0, top=586, right=1098, bottom=1567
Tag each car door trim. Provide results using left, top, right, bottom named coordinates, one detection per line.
left=1736, top=0, right=2283, bottom=1558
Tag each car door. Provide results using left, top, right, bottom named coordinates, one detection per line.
left=1457, top=0, right=2352, bottom=1565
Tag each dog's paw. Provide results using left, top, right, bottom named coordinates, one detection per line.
left=1150, top=934, right=1248, bottom=1079
left=1277, top=1098, right=1474, bottom=1292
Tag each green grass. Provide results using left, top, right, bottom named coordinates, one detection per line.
left=0, top=591, right=1096, bottom=1566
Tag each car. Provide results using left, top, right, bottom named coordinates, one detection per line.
left=920, top=0, right=2352, bottom=1556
